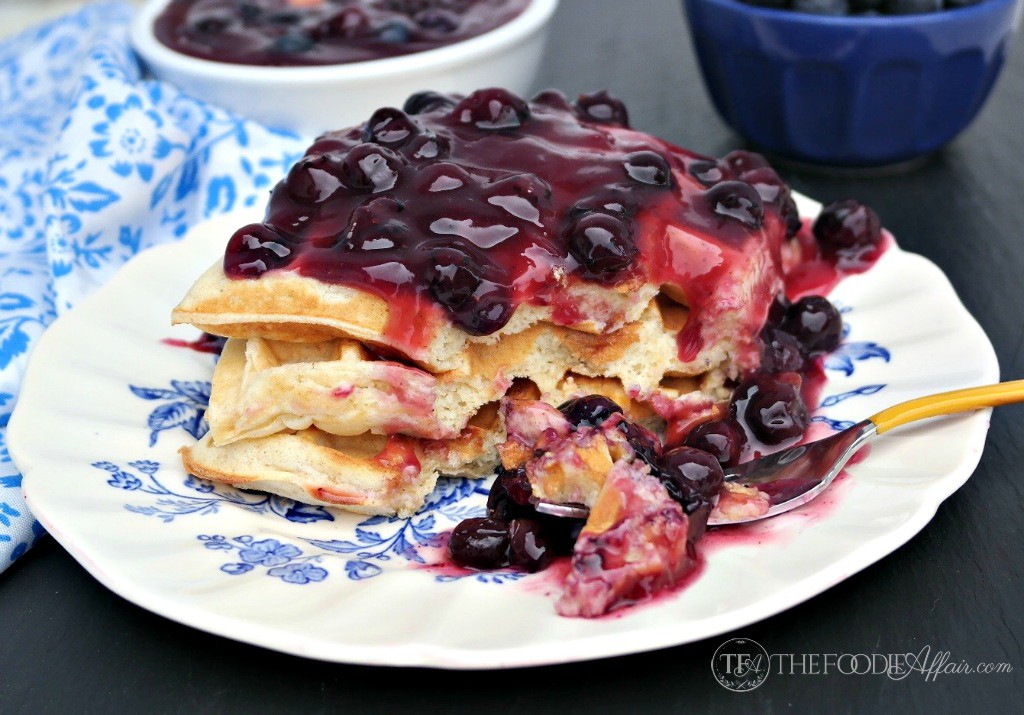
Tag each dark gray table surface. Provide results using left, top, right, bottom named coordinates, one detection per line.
left=3, top=1, right=1023, bottom=712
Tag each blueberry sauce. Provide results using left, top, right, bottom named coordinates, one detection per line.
left=161, top=332, right=227, bottom=354
left=313, top=434, right=422, bottom=505
left=224, top=88, right=802, bottom=359
left=154, top=0, right=530, bottom=67
left=445, top=403, right=713, bottom=601
left=434, top=184, right=882, bottom=616
left=508, top=550, right=708, bottom=620
left=442, top=319, right=844, bottom=612
left=784, top=212, right=891, bottom=299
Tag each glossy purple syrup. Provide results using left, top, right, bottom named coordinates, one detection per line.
left=153, top=0, right=530, bottom=67
left=223, top=88, right=795, bottom=354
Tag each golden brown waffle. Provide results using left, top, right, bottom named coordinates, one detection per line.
left=205, top=298, right=732, bottom=446
left=181, top=373, right=691, bottom=517
left=182, top=397, right=507, bottom=518
left=172, top=261, right=660, bottom=373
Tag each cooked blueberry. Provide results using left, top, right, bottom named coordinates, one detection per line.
left=238, top=3, right=262, bottom=22
left=683, top=419, right=746, bottom=467
left=407, top=132, right=450, bottom=160
left=792, top=0, right=850, bottom=13
left=454, top=88, right=530, bottom=130
left=705, top=181, right=764, bottom=229
left=486, top=492, right=516, bottom=522
left=766, top=294, right=791, bottom=327
left=193, top=16, right=230, bottom=34
left=508, top=518, right=552, bottom=572
left=688, top=160, right=726, bottom=186
left=448, top=517, right=510, bottom=569
left=305, top=134, right=358, bottom=156
left=739, top=167, right=786, bottom=206
left=760, top=325, right=806, bottom=373
left=284, top=153, right=346, bottom=204
left=813, top=199, right=881, bottom=262
left=722, top=150, right=770, bottom=175
left=566, top=212, right=638, bottom=278
left=882, top=0, right=942, bottom=13
left=339, top=198, right=408, bottom=252
left=223, top=223, right=293, bottom=277
left=782, top=295, right=843, bottom=355
left=565, top=519, right=585, bottom=545
left=459, top=285, right=513, bottom=334
left=655, top=467, right=709, bottom=515
left=574, top=90, right=630, bottom=127
left=485, top=178, right=548, bottom=228
left=414, top=9, right=459, bottom=32
left=541, top=516, right=586, bottom=556
left=341, top=143, right=401, bottom=193
left=660, top=447, right=726, bottom=500
left=498, top=467, right=533, bottom=506
left=343, top=232, right=399, bottom=252
left=531, top=89, right=574, bottom=112
left=426, top=249, right=481, bottom=306
left=268, top=10, right=300, bottom=25
left=363, top=107, right=419, bottom=147
left=487, top=467, right=533, bottom=521
left=568, top=194, right=635, bottom=219
left=557, top=395, right=623, bottom=428
left=426, top=249, right=512, bottom=334
left=270, top=33, right=314, bottom=55
left=378, top=20, right=412, bottom=43
left=731, top=375, right=809, bottom=445
left=781, top=195, right=802, bottom=238
left=487, top=173, right=551, bottom=207
left=321, top=8, right=370, bottom=38
left=617, top=420, right=663, bottom=466
left=403, top=90, right=457, bottom=115
left=623, top=151, right=673, bottom=187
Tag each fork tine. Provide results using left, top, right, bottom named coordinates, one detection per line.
left=535, top=421, right=878, bottom=527
left=710, top=420, right=877, bottom=525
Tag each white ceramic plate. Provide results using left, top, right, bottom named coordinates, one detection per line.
left=10, top=196, right=999, bottom=669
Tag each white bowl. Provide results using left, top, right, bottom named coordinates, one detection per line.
left=130, top=0, right=559, bottom=137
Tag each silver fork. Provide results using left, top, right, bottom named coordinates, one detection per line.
left=536, top=380, right=1024, bottom=526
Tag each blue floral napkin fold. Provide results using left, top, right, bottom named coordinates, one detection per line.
left=0, top=1, right=308, bottom=572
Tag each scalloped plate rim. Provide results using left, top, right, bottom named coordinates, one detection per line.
left=11, top=195, right=1000, bottom=669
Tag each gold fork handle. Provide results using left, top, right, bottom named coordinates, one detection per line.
left=870, top=379, right=1024, bottom=434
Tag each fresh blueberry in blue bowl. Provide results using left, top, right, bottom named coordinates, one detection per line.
left=683, top=0, right=1019, bottom=167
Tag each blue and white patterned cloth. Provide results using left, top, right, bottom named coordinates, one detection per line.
left=0, top=2, right=308, bottom=572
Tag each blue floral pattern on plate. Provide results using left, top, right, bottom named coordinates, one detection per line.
left=812, top=320, right=891, bottom=430
left=199, top=535, right=329, bottom=583
left=92, top=459, right=334, bottom=524
left=130, top=380, right=211, bottom=445
left=0, top=2, right=307, bottom=568
left=94, top=456, right=514, bottom=584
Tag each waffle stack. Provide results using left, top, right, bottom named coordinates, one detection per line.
left=172, top=292, right=749, bottom=516
left=171, top=89, right=792, bottom=516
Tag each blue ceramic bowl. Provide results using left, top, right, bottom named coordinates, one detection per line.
left=683, top=0, right=1020, bottom=167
